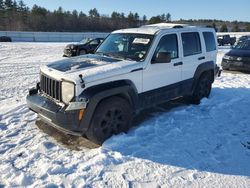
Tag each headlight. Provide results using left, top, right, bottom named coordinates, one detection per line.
left=236, top=57, right=242, bottom=61
left=223, top=55, right=230, bottom=60
left=61, top=81, right=75, bottom=104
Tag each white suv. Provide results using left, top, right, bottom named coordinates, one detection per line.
left=27, top=23, right=220, bottom=144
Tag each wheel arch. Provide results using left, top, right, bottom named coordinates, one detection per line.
left=192, top=61, right=215, bottom=94
left=78, top=79, right=139, bottom=133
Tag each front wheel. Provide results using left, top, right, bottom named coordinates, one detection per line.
left=86, top=96, right=133, bottom=145
left=191, top=73, right=212, bottom=104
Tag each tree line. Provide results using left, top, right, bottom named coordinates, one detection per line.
left=0, top=0, right=172, bottom=32
left=175, top=19, right=250, bottom=32
left=0, top=0, right=250, bottom=32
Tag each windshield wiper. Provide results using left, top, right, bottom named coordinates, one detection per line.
left=96, top=52, right=123, bottom=60
left=96, top=52, right=134, bottom=61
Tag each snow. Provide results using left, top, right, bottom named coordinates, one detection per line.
left=1, top=42, right=250, bottom=187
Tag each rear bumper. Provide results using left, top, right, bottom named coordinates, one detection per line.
left=26, top=93, right=84, bottom=136
left=215, top=65, right=222, bottom=77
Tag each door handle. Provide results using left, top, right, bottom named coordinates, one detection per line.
left=130, top=68, right=143, bottom=72
left=173, top=62, right=183, bottom=66
left=198, top=56, right=205, bottom=60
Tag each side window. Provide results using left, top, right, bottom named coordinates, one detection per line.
left=89, top=40, right=99, bottom=45
left=181, top=32, right=201, bottom=56
left=153, top=34, right=178, bottom=61
left=203, top=32, right=216, bottom=52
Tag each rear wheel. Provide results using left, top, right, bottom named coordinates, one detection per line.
left=191, top=73, right=212, bottom=104
left=86, top=96, right=132, bottom=145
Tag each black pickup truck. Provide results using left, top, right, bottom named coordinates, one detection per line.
left=217, top=35, right=236, bottom=46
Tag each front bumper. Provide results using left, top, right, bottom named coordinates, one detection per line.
left=222, top=59, right=250, bottom=71
left=27, top=93, right=84, bottom=136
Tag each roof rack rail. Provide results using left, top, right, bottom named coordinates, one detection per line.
left=172, top=25, right=184, bottom=28
left=141, top=23, right=189, bottom=29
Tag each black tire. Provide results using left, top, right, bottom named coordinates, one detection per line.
left=79, top=49, right=87, bottom=55
left=86, top=96, right=133, bottom=145
left=191, top=73, right=212, bottom=104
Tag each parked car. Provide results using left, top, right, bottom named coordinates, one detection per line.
left=0, top=36, right=12, bottom=42
left=237, top=35, right=250, bottom=44
left=27, top=23, right=220, bottom=145
left=217, top=35, right=236, bottom=46
left=221, top=39, right=250, bottom=71
left=63, top=38, right=104, bottom=57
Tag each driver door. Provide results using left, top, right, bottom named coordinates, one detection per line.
left=142, top=33, right=182, bottom=104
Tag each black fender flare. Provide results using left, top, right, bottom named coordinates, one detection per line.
left=78, top=80, right=138, bottom=133
left=191, top=61, right=215, bottom=93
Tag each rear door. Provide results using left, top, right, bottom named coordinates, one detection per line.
left=88, top=39, right=100, bottom=52
left=202, top=31, right=217, bottom=64
left=180, top=31, right=205, bottom=81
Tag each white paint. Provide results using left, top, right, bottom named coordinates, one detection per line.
left=0, top=42, right=250, bottom=187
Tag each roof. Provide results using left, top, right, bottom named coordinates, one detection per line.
left=112, top=23, right=203, bottom=35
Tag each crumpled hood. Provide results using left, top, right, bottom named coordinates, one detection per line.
left=65, top=43, right=86, bottom=49
left=42, top=54, right=142, bottom=84
left=65, top=44, right=77, bottom=49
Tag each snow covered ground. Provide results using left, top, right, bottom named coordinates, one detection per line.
left=0, top=43, right=250, bottom=187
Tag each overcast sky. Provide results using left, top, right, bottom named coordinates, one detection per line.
left=23, top=0, right=250, bottom=22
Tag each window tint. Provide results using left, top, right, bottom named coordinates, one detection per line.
left=203, top=32, right=216, bottom=52
left=181, top=32, right=201, bottom=56
left=96, top=33, right=154, bottom=61
left=153, top=34, right=178, bottom=60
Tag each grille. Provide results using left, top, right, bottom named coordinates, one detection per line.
left=40, top=74, right=61, bottom=101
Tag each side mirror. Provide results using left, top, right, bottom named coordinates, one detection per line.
left=152, top=52, right=171, bottom=64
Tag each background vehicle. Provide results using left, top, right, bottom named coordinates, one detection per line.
left=0, top=36, right=12, bottom=42
left=63, top=38, right=104, bottom=57
left=27, top=23, right=220, bottom=144
left=217, top=35, right=236, bottom=46
left=222, top=39, right=250, bottom=71
left=237, top=35, right=250, bottom=44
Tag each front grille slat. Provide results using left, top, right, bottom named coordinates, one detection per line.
left=58, top=82, right=61, bottom=101
left=40, top=73, right=61, bottom=101
left=46, top=77, right=49, bottom=94
left=45, top=77, right=48, bottom=94
left=42, top=75, right=45, bottom=91
left=41, top=75, right=44, bottom=91
left=54, top=80, right=57, bottom=99
left=48, top=78, right=51, bottom=97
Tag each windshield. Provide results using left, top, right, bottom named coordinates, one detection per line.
left=233, top=40, right=250, bottom=50
left=96, top=33, right=154, bottom=61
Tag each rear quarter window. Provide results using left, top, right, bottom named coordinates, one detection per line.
left=203, top=32, right=216, bottom=52
left=181, top=32, right=201, bottom=56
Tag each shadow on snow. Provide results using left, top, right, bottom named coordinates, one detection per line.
left=103, top=87, right=250, bottom=177
left=36, top=86, right=250, bottom=177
